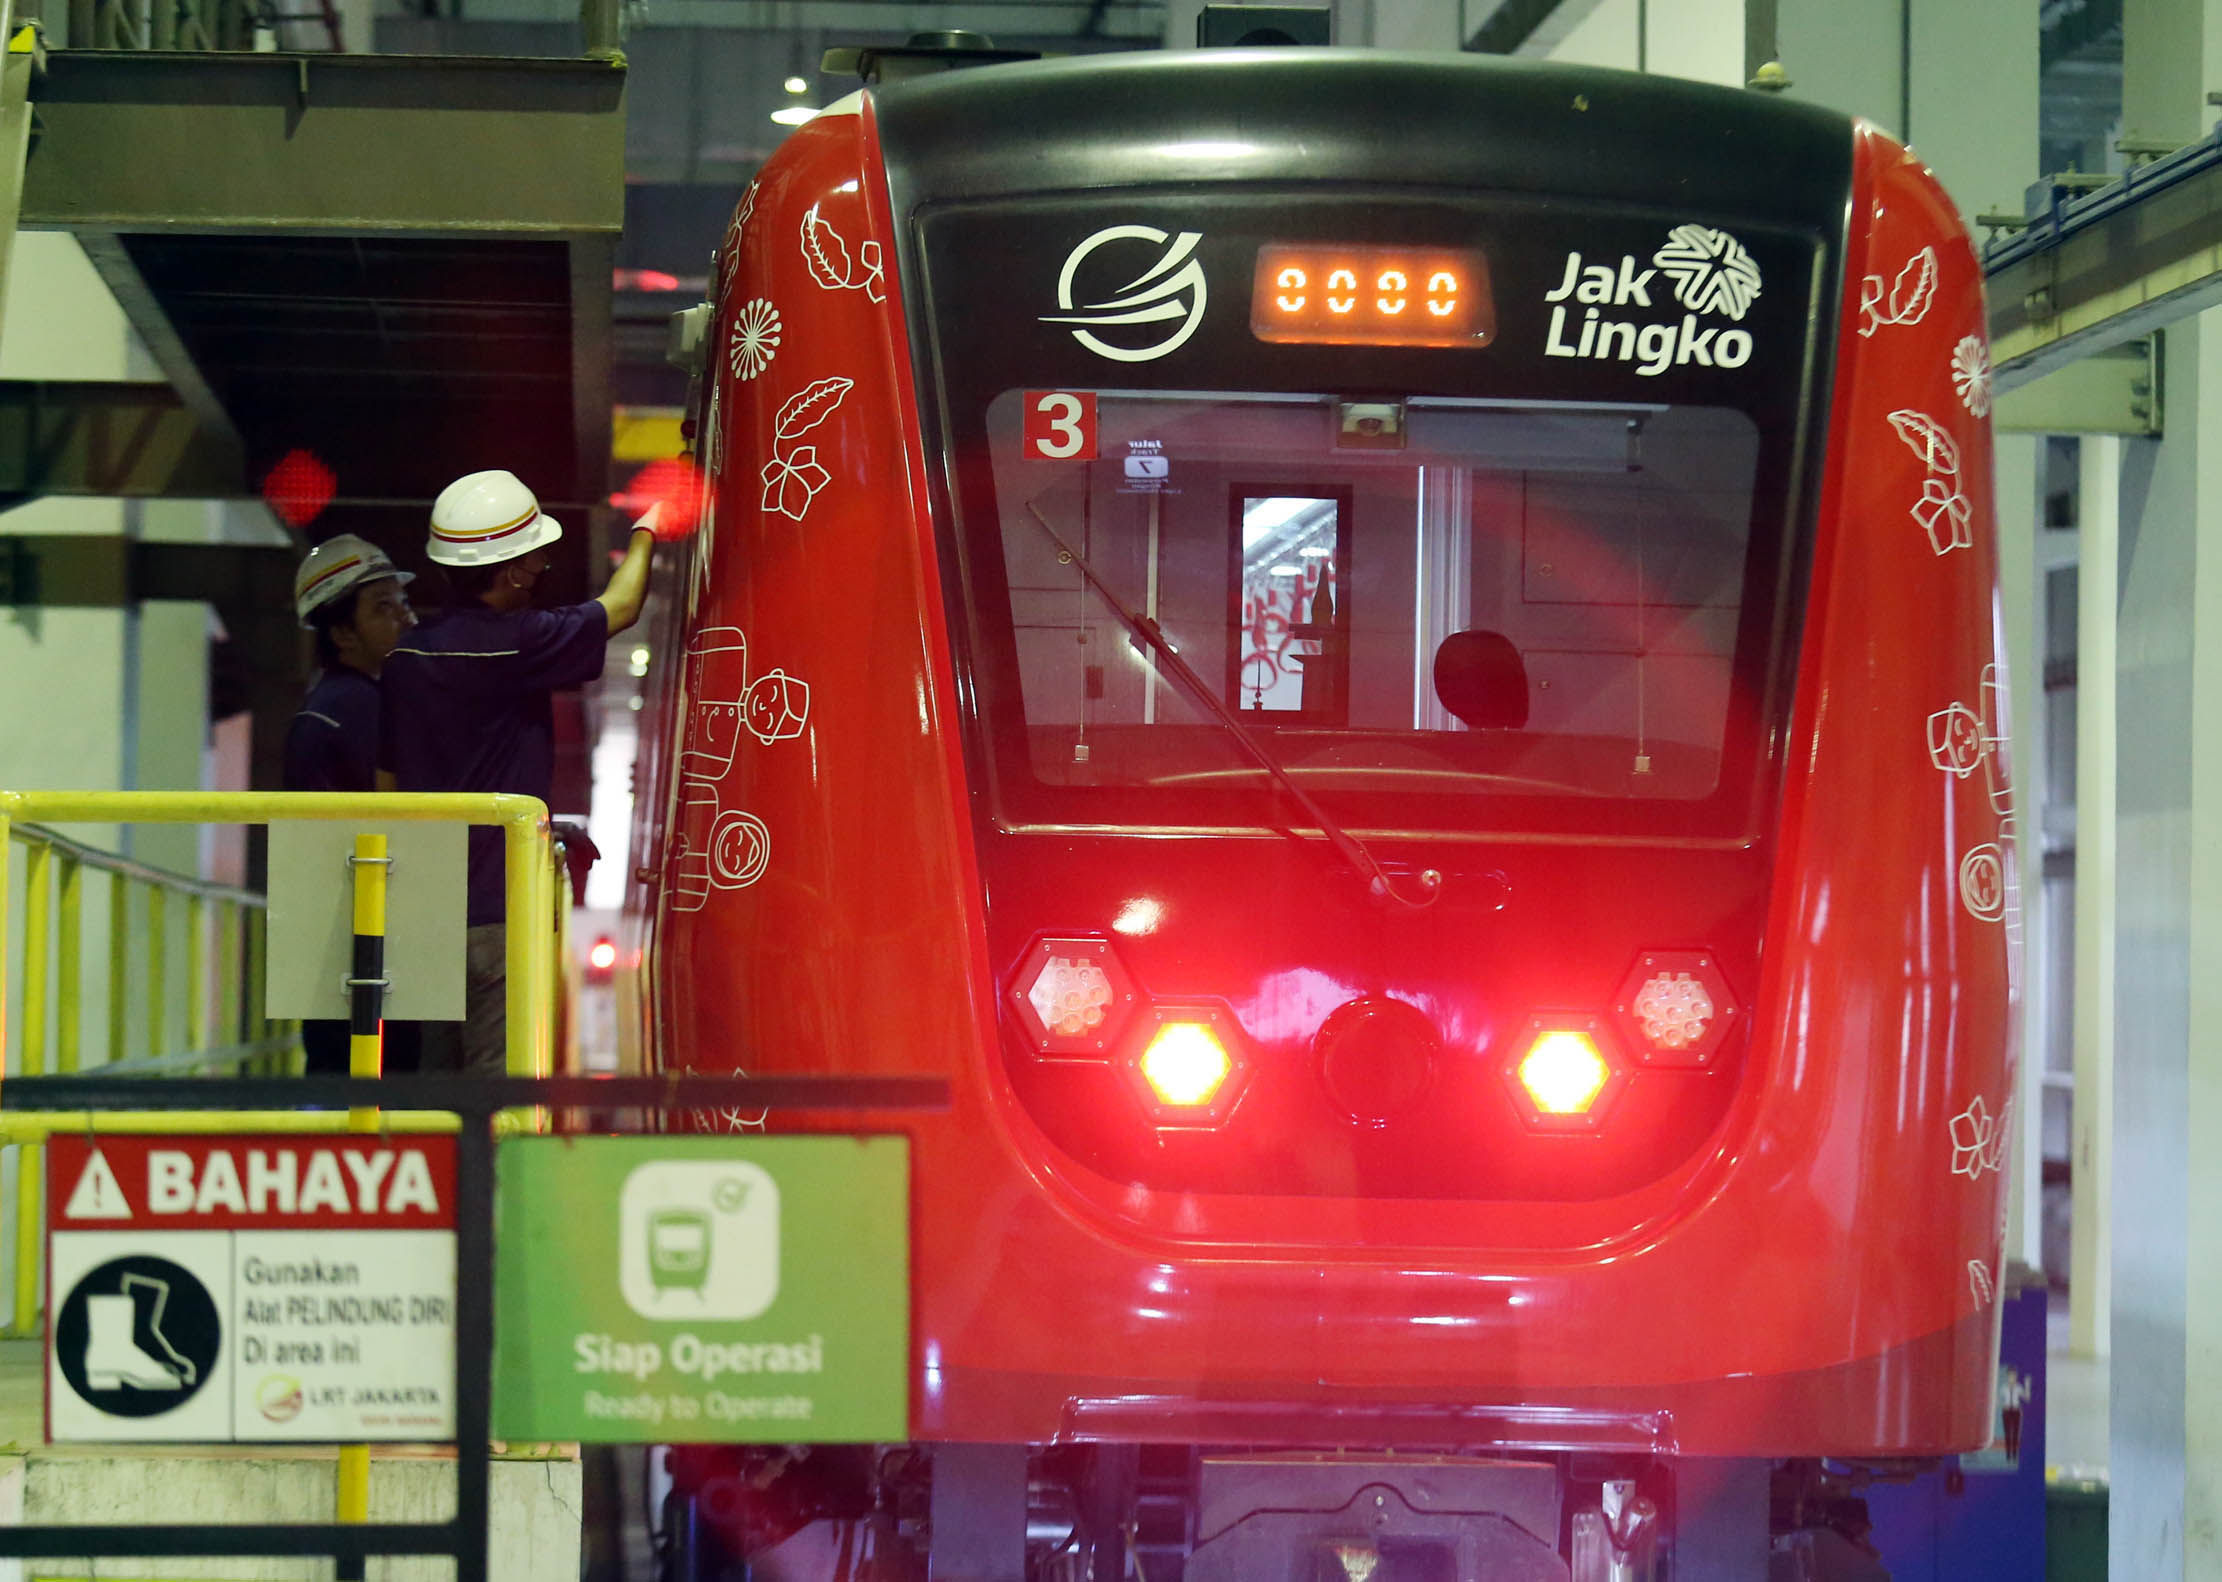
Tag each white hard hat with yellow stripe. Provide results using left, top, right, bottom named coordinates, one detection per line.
left=427, top=469, right=564, bottom=568
left=293, top=534, right=413, bottom=627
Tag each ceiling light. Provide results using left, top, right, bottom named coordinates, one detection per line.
left=770, top=105, right=817, bottom=127
left=783, top=75, right=809, bottom=94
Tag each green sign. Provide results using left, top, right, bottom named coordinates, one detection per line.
left=492, top=1136, right=908, bottom=1442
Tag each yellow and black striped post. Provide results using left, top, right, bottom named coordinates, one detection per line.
left=337, top=831, right=388, bottom=1567
left=346, top=832, right=388, bottom=1131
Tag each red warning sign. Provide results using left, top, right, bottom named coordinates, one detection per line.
left=48, top=1135, right=455, bottom=1232
left=46, top=1135, right=457, bottom=1444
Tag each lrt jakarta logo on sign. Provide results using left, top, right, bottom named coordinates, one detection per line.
left=1042, top=225, right=1208, bottom=363
left=45, top=1134, right=457, bottom=1444
left=1542, top=224, right=1760, bottom=376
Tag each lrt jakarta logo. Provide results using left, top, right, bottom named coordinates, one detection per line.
left=1042, top=225, right=1208, bottom=363
left=1543, top=224, right=1760, bottom=376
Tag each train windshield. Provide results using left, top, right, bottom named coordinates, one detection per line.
left=967, top=390, right=1767, bottom=835
left=926, top=197, right=1818, bottom=839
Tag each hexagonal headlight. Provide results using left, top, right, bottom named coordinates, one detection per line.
left=1612, top=950, right=1739, bottom=1067
left=1006, top=935, right=1140, bottom=1059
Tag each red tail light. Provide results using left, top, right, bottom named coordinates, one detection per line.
left=1140, top=1023, right=1232, bottom=1107
left=1124, top=1005, right=1249, bottom=1126
left=1505, top=1016, right=1625, bottom=1132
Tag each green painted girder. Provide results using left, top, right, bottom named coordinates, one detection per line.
left=20, top=50, right=625, bottom=236
left=0, top=380, right=244, bottom=502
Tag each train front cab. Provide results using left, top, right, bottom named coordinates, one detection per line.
left=647, top=50, right=2016, bottom=1580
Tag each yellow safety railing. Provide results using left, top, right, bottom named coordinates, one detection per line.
left=0, top=789, right=567, bottom=1342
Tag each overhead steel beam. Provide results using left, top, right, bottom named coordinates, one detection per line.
left=1992, top=336, right=2163, bottom=437
left=1464, top=0, right=1600, bottom=55
left=0, top=381, right=246, bottom=502
left=443, top=0, right=1164, bottom=38
left=568, top=230, right=617, bottom=542
left=73, top=233, right=245, bottom=457
left=1985, top=130, right=2222, bottom=392
left=0, top=16, right=38, bottom=331
left=20, top=51, right=625, bottom=236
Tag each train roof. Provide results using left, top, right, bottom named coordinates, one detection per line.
left=871, top=50, right=1857, bottom=236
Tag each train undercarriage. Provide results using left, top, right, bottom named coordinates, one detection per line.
left=653, top=1444, right=1900, bottom=1581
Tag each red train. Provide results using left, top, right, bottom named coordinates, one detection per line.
left=631, top=41, right=2017, bottom=1581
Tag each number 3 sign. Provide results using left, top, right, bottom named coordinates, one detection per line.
left=1023, top=391, right=1097, bottom=460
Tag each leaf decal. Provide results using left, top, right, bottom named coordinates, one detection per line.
left=1886, top=408, right=1961, bottom=475
left=801, top=205, right=852, bottom=290
left=1887, top=248, right=1937, bottom=325
left=775, top=377, right=854, bottom=441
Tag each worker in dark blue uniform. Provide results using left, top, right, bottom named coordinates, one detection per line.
left=381, top=469, right=655, bottom=1075
left=284, top=534, right=417, bottom=1075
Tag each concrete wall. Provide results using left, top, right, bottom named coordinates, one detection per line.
left=0, top=1449, right=582, bottom=1582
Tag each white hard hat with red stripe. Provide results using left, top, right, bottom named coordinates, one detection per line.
left=427, top=469, right=564, bottom=568
left=293, top=534, right=413, bottom=627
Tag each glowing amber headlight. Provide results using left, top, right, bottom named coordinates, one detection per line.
left=1141, top=1024, right=1231, bottom=1107
left=1124, top=1005, right=1250, bottom=1126
left=1520, top=1032, right=1610, bottom=1113
left=1504, top=1016, right=1626, bottom=1132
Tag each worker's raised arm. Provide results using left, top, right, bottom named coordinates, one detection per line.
left=596, top=519, right=657, bottom=635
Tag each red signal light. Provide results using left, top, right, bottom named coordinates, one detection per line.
left=262, top=449, right=337, bottom=528
left=613, top=456, right=706, bottom=540
left=587, top=937, right=617, bottom=973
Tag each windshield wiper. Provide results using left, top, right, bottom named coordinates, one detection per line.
left=1025, top=501, right=1440, bottom=911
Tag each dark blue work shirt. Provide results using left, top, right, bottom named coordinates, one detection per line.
left=283, top=667, right=381, bottom=794
left=380, top=601, right=608, bottom=924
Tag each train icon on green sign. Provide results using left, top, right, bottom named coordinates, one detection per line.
left=619, top=1162, right=779, bottom=1320
left=648, top=1209, right=712, bottom=1291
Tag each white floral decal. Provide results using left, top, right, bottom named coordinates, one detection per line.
left=682, top=1063, right=768, bottom=1132
left=1914, top=477, right=1975, bottom=555
left=1968, top=1259, right=1995, bottom=1307
left=1652, top=225, right=1763, bottom=320
left=1952, top=334, right=1994, bottom=418
left=800, top=203, right=886, bottom=304
left=722, top=180, right=759, bottom=266
left=759, top=376, right=853, bottom=522
left=1949, top=1093, right=2012, bottom=1180
left=1859, top=247, right=1937, bottom=337
left=1888, top=409, right=1974, bottom=556
left=714, top=180, right=761, bottom=303
left=729, top=298, right=782, bottom=381
left=760, top=448, right=831, bottom=521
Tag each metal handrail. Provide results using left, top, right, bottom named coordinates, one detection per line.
left=0, top=789, right=564, bottom=1341
left=9, top=819, right=264, bottom=908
